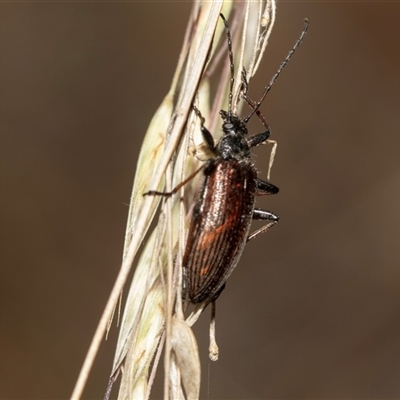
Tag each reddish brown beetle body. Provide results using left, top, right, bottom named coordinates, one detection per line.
left=183, top=159, right=258, bottom=303
left=182, top=112, right=279, bottom=304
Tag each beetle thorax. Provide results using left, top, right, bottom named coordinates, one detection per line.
left=216, top=115, right=251, bottom=161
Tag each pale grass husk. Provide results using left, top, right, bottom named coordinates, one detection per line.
left=71, top=1, right=277, bottom=400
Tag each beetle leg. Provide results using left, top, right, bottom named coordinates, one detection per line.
left=144, top=163, right=205, bottom=197
left=247, top=130, right=270, bottom=147
left=256, top=178, right=279, bottom=195
left=249, top=179, right=279, bottom=241
left=145, top=105, right=219, bottom=197
left=241, top=68, right=277, bottom=179
left=144, top=158, right=216, bottom=197
left=247, top=208, right=279, bottom=242
left=252, top=208, right=279, bottom=221
left=241, top=67, right=271, bottom=131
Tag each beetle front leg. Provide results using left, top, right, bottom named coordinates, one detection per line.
left=247, top=130, right=271, bottom=148
left=242, top=67, right=277, bottom=179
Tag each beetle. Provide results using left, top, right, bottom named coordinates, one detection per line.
left=181, top=106, right=279, bottom=303
left=147, top=15, right=308, bottom=305
left=182, top=14, right=308, bottom=304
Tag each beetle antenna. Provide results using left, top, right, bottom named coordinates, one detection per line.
left=244, top=18, right=309, bottom=124
left=220, top=13, right=235, bottom=122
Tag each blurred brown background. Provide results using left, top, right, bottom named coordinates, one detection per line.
left=1, top=1, right=400, bottom=399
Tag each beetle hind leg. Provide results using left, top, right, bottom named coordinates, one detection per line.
left=247, top=208, right=279, bottom=242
